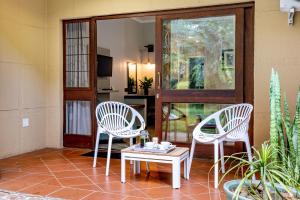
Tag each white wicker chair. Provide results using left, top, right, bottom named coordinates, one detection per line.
left=188, top=103, right=253, bottom=188
left=93, top=101, right=146, bottom=176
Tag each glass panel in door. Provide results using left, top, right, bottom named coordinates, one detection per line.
left=65, top=100, right=91, bottom=136
left=65, top=22, right=90, bottom=88
left=162, top=15, right=236, bottom=90
left=162, top=103, right=229, bottom=143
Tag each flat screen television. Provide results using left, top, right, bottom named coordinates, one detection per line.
left=97, top=55, right=113, bottom=77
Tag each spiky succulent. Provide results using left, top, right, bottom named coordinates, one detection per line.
left=269, top=68, right=300, bottom=185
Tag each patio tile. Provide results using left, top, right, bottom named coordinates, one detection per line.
left=53, top=170, right=83, bottom=178
left=0, top=148, right=228, bottom=199
left=89, top=174, right=120, bottom=184
left=42, top=178, right=62, bottom=186
left=47, top=164, right=77, bottom=172
left=97, top=181, right=137, bottom=193
left=49, top=188, right=92, bottom=200
left=82, top=191, right=124, bottom=200
left=19, top=183, right=61, bottom=196
left=142, top=187, right=190, bottom=199
left=80, top=167, right=106, bottom=176
left=70, top=184, right=102, bottom=191
left=58, top=176, right=93, bottom=186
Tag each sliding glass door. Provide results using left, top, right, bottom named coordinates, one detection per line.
left=63, top=19, right=97, bottom=148
left=155, top=7, right=253, bottom=155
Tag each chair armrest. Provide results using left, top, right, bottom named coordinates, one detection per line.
left=192, top=111, right=226, bottom=142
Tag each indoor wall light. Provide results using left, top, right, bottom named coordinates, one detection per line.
left=144, top=44, right=154, bottom=67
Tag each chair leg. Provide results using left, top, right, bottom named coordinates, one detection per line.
left=185, top=118, right=189, bottom=142
left=220, top=142, right=225, bottom=174
left=188, top=138, right=196, bottom=175
left=146, top=162, right=150, bottom=174
left=93, top=130, right=101, bottom=168
left=130, top=138, right=134, bottom=165
left=105, top=134, right=113, bottom=176
left=245, top=136, right=255, bottom=181
left=214, top=141, right=219, bottom=189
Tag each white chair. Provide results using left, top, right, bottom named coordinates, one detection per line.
left=188, top=103, right=253, bottom=188
left=93, top=101, right=146, bottom=176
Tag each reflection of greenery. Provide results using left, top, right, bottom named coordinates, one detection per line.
left=128, top=77, right=135, bottom=86
left=176, top=81, right=189, bottom=89
left=189, top=57, right=204, bottom=89
left=128, top=76, right=135, bottom=93
left=162, top=16, right=235, bottom=90
left=163, top=103, right=224, bottom=134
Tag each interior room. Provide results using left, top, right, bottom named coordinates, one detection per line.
left=94, top=16, right=156, bottom=150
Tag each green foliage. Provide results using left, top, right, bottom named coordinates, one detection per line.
left=269, top=68, right=300, bottom=185
left=128, top=77, right=135, bottom=87
left=138, top=76, right=153, bottom=90
left=220, top=143, right=299, bottom=200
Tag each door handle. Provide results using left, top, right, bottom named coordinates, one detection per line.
left=157, top=72, right=161, bottom=90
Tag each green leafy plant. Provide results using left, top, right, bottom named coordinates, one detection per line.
left=139, top=76, right=153, bottom=89
left=128, top=76, right=135, bottom=93
left=220, top=143, right=299, bottom=200
left=269, top=69, right=300, bottom=185
left=128, top=77, right=135, bottom=87
left=139, top=76, right=153, bottom=95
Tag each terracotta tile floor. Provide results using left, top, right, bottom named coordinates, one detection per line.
left=0, top=148, right=231, bottom=200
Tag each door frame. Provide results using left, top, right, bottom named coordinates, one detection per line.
left=62, top=2, right=254, bottom=154
left=154, top=5, right=254, bottom=157
left=62, top=19, right=97, bottom=148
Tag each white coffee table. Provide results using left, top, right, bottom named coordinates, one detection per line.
left=121, top=146, right=190, bottom=189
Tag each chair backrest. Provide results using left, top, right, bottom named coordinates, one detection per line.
left=219, top=103, right=253, bottom=139
left=192, top=103, right=253, bottom=142
left=95, top=101, right=145, bottom=137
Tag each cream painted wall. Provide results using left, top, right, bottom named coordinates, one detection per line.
left=0, top=0, right=47, bottom=158
left=46, top=0, right=300, bottom=149
left=1, top=0, right=297, bottom=156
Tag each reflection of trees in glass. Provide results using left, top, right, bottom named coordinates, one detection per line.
left=189, top=57, right=204, bottom=89
left=162, top=16, right=235, bottom=90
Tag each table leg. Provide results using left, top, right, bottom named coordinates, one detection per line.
left=121, top=154, right=126, bottom=183
left=184, top=156, right=190, bottom=180
left=135, top=161, right=140, bottom=174
left=133, top=160, right=136, bottom=174
left=172, top=158, right=180, bottom=189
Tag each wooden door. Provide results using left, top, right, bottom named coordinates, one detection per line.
left=155, top=5, right=254, bottom=157
left=63, top=19, right=97, bottom=148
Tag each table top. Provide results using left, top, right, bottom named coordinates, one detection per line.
left=122, top=146, right=189, bottom=157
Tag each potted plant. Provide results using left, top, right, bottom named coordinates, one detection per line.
left=139, top=76, right=153, bottom=95
left=222, top=143, right=300, bottom=200
left=269, top=69, right=300, bottom=185
left=221, top=69, right=300, bottom=200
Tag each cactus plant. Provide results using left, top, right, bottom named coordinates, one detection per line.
left=269, top=68, right=300, bottom=185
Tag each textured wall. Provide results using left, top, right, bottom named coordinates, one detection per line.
left=2, top=0, right=299, bottom=158
left=0, top=0, right=47, bottom=158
